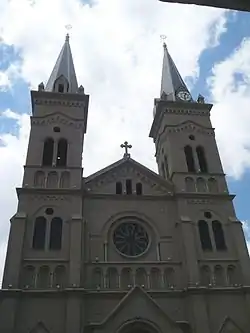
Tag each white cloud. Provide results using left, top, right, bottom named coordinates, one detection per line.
left=0, top=0, right=229, bottom=281
left=208, top=38, right=250, bottom=179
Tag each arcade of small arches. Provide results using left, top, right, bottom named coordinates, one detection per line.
left=20, top=264, right=66, bottom=289
left=19, top=263, right=240, bottom=291
left=34, top=170, right=70, bottom=188
left=185, top=176, right=218, bottom=193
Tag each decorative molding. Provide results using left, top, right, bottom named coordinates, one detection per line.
left=34, top=98, right=85, bottom=108
left=164, top=108, right=209, bottom=116
left=166, top=123, right=214, bottom=136
left=32, top=114, right=84, bottom=129
left=89, top=165, right=169, bottom=194
left=31, top=195, right=71, bottom=202
left=187, top=199, right=216, bottom=205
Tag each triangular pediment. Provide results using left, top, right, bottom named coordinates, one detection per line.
left=89, top=286, right=182, bottom=333
left=218, top=317, right=245, bottom=333
left=166, top=120, right=214, bottom=136
left=84, top=157, right=173, bottom=196
left=30, top=322, right=50, bottom=333
left=31, top=112, right=84, bottom=129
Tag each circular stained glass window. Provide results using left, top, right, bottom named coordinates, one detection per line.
left=113, top=222, right=149, bottom=257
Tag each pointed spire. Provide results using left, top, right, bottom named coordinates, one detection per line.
left=160, top=42, right=192, bottom=102
left=45, top=34, right=78, bottom=93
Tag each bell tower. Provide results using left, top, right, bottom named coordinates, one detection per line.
left=150, top=42, right=227, bottom=194
left=1, top=34, right=89, bottom=332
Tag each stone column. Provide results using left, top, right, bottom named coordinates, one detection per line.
left=68, top=215, right=83, bottom=287
left=191, top=294, right=210, bottom=333
left=65, top=294, right=82, bottom=333
left=230, top=218, right=250, bottom=285
left=179, top=212, right=199, bottom=286
left=2, top=214, right=26, bottom=289
left=0, top=296, right=18, bottom=333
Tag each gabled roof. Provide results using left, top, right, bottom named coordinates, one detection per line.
left=88, top=286, right=182, bottom=332
left=45, top=34, right=78, bottom=93
left=84, top=156, right=173, bottom=193
left=218, top=316, right=245, bottom=333
left=160, top=43, right=193, bottom=102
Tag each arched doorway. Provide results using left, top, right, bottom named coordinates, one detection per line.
left=118, top=320, right=159, bottom=333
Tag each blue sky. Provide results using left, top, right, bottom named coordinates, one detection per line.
left=1, top=0, right=250, bottom=278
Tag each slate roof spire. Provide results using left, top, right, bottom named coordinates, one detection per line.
left=160, top=42, right=192, bottom=102
left=45, top=34, right=78, bottom=93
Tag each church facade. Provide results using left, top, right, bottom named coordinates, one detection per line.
left=0, top=35, right=250, bottom=333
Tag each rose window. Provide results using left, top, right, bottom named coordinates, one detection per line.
left=113, top=222, right=149, bottom=257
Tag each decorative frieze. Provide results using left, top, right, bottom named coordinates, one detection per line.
left=34, top=98, right=85, bottom=108
left=31, top=195, right=71, bottom=202
left=31, top=114, right=84, bottom=129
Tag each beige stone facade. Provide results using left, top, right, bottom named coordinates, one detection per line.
left=0, top=36, right=250, bottom=333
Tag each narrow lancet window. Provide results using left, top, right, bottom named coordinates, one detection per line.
left=42, top=138, right=54, bottom=166
left=184, top=145, right=195, bottom=172
left=32, top=217, right=47, bottom=250
left=198, top=220, right=212, bottom=251
left=126, top=179, right=132, bottom=194
left=49, top=217, right=63, bottom=250
left=136, top=183, right=142, bottom=195
left=116, top=182, right=122, bottom=194
left=212, top=220, right=227, bottom=250
left=196, top=146, right=208, bottom=172
left=56, top=139, right=68, bottom=166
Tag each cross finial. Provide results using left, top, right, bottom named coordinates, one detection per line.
left=160, top=34, right=167, bottom=49
left=120, top=141, right=132, bottom=158
left=65, top=24, right=72, bottom=41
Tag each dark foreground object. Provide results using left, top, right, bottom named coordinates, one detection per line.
left=159, top=0, right=250, bottom=11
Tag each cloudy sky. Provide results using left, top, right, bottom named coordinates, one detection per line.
left=0, top=0, right=250, bottom=282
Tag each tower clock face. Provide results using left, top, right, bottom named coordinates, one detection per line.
left=177, top=90, right=191, bottom=101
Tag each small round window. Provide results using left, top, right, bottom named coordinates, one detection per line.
left=113, top=222, right=149, bottom=257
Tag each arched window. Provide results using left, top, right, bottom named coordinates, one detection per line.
left=212, top=221, right=227, bottom=250
left=184, top=146, right=195, bottom=172
left=126, top=179, right=132, bottom=194
left=227, top=265, right=238, bottom=286
left=198, top=220, right=212, bottom=251
left=107, top=268, right=118, bottom=289
left=37, top=266, right=50, bottom=289
left=150, top=268, right=161, bottom=289
left=214, top=265, right=224, bottom=286
left=56, top=139, right=68, bottom=167
left=135, top=268, right=147, bottom=287
left=42, top=138, right=54, bottom=166
left=53, top=75, right=69, bottom=93
left=116, top=182, right=122, bottom=194
left=92, top=268, right=103, bottom=289
left=53, top=265, right=66, bottom=288
left=196, top=146, right=208, bottom=172
left=164, top=268, right=175, bottom=288
left=136, top=183, right=143, bottom=195
left=22, top=265, right=35, bottom=288
left=196, top=177, right=207, bottom=192
left=34, top=171, right=45, bottom=187
left=49, top=217, right=63, bottom=250
left=200, top=265, right=211, bottom=286
left=185, top=177, right=195, bottom=192
left=32, top=217, right=47, bottom=250
left=47, top=171, right=58, bottom=188
left=121, top=267, right=132, bottom=289
left=208, top=178, right=218, bottom=193
left=59, top=171, right=70, bottom=188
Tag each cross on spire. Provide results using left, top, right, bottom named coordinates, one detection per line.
left=120, top=141, right=132, bottom=158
